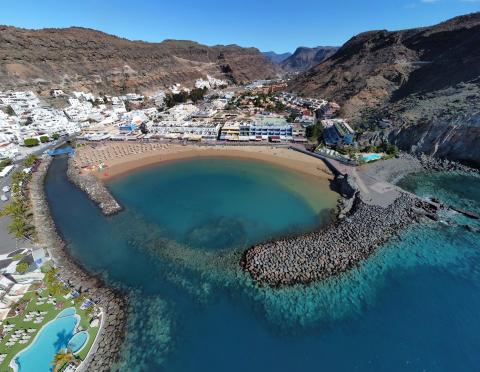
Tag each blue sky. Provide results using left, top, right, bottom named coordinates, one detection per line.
left=1, top=0, right=478, bottom=52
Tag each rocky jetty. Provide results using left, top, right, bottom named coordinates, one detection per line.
left=416, top=153, right=479, bottom=174
left=67, top=157, right=122, bottom=215
left=243, top=191, right=427, bottom=287
left=30, top=157, right=126, bottom=371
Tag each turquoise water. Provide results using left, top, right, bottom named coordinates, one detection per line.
left=67, top=331, right=88, bottom=353
left=44, top=157, right=480, bottom=372
left=107, top=158, right=336, bottom=250
left=14, top=308, right=79, bottom=371
left=362, top=153, right=382, bottom=162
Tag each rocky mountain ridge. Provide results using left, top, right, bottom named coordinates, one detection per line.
left=290, top=13, right=480, bottom=166
left=263, top=51, right=292, bottom=64
left=280, top=46, right=339, bottom=72
left=0, top=26, right=282, bottom=94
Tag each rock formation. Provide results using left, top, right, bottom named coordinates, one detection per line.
left=0, top=26, right=282, bottom=93
left=281, top=46, right=338, bottom=72
left=290, top=13, right=480, bottom=166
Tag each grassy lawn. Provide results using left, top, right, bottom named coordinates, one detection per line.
left=0, top=276, right=100, bottom=371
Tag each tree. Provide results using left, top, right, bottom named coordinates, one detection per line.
left=16, top=262, right=29, bottom=274
left=23, top=154, right=38, bottom=167
left=40, top=136, right=49, bottom=143
left=9, top=216, right=34, bottom=238
left=51, top=133, right=60, bottom=140
left=189, top=87, right=207, bottom=103
left=306, top=123, right=324, bottom=142
left=0, top=158, right=12, bottom=171
left=286, top=113, right=298, bottom=123
left=52, top=349, right=75, bottom=372
left=23, top=138, right=39, bottom=147
left=5, top=106, right=15, bottom=116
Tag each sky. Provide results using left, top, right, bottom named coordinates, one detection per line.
left=0, top=0, right=478, bottom=53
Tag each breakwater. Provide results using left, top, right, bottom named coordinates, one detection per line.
left=66, top=157, right=122, bottom=215
left=242, top=170, right=435, bottom=287
left=30, top=156, right=126, bottom=371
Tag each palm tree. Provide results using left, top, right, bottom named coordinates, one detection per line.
left=51, top=349, right=75, bottom=372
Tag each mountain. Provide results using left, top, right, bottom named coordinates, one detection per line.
left=0, top=26, right=282, bottom=94
left=263, top=51, right=292, bottom=64
left=290, top=13, right=480, bottom=166
left=280, top=46, right=339, bottom=72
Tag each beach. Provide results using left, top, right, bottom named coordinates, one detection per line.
left=72, top=142, right=334, bottom=181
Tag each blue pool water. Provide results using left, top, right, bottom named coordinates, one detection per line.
left=44, top=156, right=480, bottom=372
left=14, top=308, right=79, bottom=371
left=362, top=153, right=382, bottom=162
left=68, top=331, right=88, bottom=353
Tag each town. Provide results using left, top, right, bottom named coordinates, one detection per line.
left=0, top=78, right=396, bottom=184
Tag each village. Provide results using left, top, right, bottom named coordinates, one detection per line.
left=0, top=78, right=396, bottom=179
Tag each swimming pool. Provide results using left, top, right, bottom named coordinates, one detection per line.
left=13, top=307, right=80, bottom=371
left=361, top=153, right=382, bottom=162
left=68, top=331, right=89, bottom=353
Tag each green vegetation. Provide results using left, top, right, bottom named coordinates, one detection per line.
left=165, top=87, right=208, bottom=107
left=16, top=262, right=29, bottom=274
left=0, top=158, right=13, bottom=172
left=5, top=106, right=15, bottom=116
left=336, top=145, right=357, bottom=158
left=51, top=133, right=60, bottom=140
left=52, top=349, right=76, bottom=372
left=189, top=87, right=207, bottom=103
left=306, top=123, right=324, bottom=142
left=23, top=138, right=39, bottom=147
left=0, top=270, right=100, bottom=371
left=286, top=112, right=299, bottom=123
left=23, top=154, right=38, bottom=168
left=10, top=253, right=24, bottom=261
left=361, top=142, right=399, bottom=156
left=0, top=199, right=35, bottom=238
left=0, top=155, right=39, bottom=239
left=39, top=135, right=49, bottom=143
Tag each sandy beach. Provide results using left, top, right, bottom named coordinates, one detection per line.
left=72, top=142, right=334, bottom=181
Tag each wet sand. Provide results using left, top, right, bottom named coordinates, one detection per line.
left=73, top=142, right=333, bottom=181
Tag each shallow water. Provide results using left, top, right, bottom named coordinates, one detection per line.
left=45, top=158, right=480, bottom=372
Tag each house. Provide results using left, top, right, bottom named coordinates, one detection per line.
left=322, top=119, right=356, bottom=146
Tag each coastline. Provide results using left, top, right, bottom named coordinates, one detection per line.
left=29, top=156, right=126, bottom=371
left=72, top=142, right=334, bottom=182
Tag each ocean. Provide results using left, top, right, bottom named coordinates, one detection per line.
left=45, top=157, right=480, bottom=372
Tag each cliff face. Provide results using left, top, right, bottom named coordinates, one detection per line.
left=280, top=46, right=338, bottom=72
left=0, top=26, right=282, bottom=94
left=263, top=51, right=292, bottom=64
left=290, top=13, right=480, bottom=165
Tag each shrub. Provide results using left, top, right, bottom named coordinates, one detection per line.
left=23, top=154, right=38, bottom=167
left=16, top=262, right=29, bottom=274
left=51, top=133, right=60, bottom=140
left=24, top=138, right=39, bottom=147
left=40, top=136, right=49, bottom=143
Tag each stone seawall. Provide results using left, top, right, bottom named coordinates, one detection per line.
left=243, top=190, right=426, bottom=287
left=66, top=157, right=122, bottom=215
left=30, top=156, right=126, bottom=371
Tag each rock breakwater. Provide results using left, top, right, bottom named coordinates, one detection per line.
left=30, top=157, right=126, bottom=371
left=67, top=157, right=122, bottom=215
left=243, top=193, right=426, bottom=287
left=416, top=153, right=479, bottom=174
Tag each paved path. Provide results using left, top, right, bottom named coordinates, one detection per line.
left=329, top=158, right=402, bottom=207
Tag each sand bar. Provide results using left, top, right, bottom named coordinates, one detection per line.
left=73, top=142, right=333, bottom=181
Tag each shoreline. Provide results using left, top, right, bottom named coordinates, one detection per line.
left=29, top=156, right=126, bottom=371
left=242, top=183, right=428, bottom=286
left=73, top=142, right=334, bottom=182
